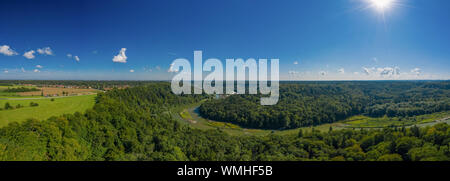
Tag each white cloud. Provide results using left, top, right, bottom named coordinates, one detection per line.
left=288, top=71, right=302, bottom=79
left=411, top=68, right=421, bottom=76
left=67, top=54, right=80, bottom=62
left=373, top=57, right=378, bottom=63
left=33, top=69, right=40, bottom=73
left=293, top=61, right=299, bottom=65
left=21, top=67, right=26, bottom=72
left=129, top=69, right=135, bottom=73
left=168, top=63, right=179, bottom=72
left=378, top=67, right=400, bottom=77
left=362, top=67, right=373, bottom=75
left=113, top=48, right=127, bottom=63
left=378, top=67, right=390, bottom=76
left=23, top=50, right=36, bottom=59
left=361, top=66, right=400, bottom=78
left=3, top=70, right=8, bottom=73
left=37, top=47, right=53, bottom=55
left=338, top=68, right=345, bottom=74
left=36, top=65, right=43, bottom=69
left=0, top=45, right=18, bottom=56
left=395, top=67, right=400, bottom=75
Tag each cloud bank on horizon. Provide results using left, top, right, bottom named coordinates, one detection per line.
left=1, top=43, right=448, bottom=80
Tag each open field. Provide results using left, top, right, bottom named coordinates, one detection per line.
left=0, top=85, right=40, bottom=97
left=0, top=85, right=37, bottom=90
left=0, top=85, right=100, bottom=98
left=17, top=87, right=100, bottom=96
left=174, top=104, right=450, bottom=137
left=341, top=112, right=450, bottom=128
left=0, top=94, right=96, bottom=127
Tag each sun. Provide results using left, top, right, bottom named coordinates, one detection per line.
left=369, top=0, right=395, bottom=12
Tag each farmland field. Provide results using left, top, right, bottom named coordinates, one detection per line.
left=0, top=85, right=41, bottom=97
left=0, top=85, right=99, bottom=98
left=0, top=94, right=96, bottom=127
left=17, top=87, right=100, bottom=96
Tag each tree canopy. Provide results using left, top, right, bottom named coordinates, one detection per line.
left=0, top=82, right=449, bottom=161
left=199, top=81, right=450, bottom=129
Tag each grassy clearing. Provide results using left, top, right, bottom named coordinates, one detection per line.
left=174, top=103, right=450, bottom=137
left=178, top=105, right=352, bottom=136
left=180, top=109, right=193, bottom=120
left=174, top=105, right=294, bottom=136
left=0, top=94, right=96, bottom=127
left=171, top=104, right=267, bottom=136
left=343, top=112, right=450, bottom=128
left=206, top=121, right=240, bottom=129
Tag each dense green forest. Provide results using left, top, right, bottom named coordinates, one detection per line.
left=199, top=81, right=450, bottom=129
left=0, top=82, right=449, bottom=161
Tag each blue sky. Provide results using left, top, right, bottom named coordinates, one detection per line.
left=0, top=0, right=449, bottom=80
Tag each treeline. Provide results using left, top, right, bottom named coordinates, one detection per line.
left=365, top=101, right=448, bottom=117
left=1, top=102, right=39, bottom=111
left=199, top=81, right=450, bottom=129
left=0, top=82, right=449, bottom=161
left=3, top=87, right=40, bottom=93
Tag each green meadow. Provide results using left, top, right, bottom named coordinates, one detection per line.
left=343, top=112, right=450, bottom=128
left=0, top=95, right=96, bottom=127
left=174, top=104, right=450, bottom=137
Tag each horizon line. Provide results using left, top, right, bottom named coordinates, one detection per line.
left=1, top=79, right=449, bottom=82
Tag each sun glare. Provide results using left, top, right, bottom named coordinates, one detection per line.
left=370, top=0, right=394, bottom=12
